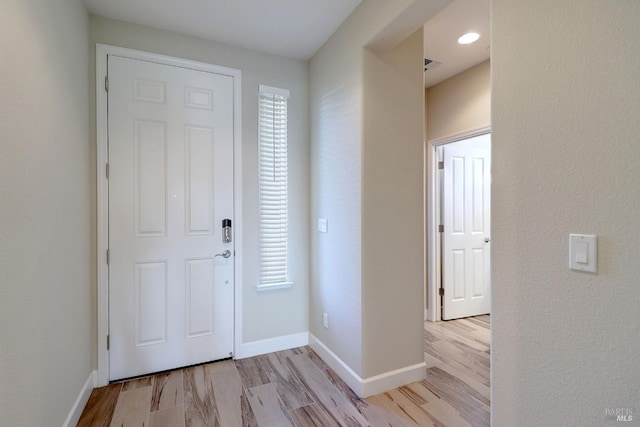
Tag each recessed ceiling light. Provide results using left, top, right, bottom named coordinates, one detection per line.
left=458, top=32, right=480, bottom=45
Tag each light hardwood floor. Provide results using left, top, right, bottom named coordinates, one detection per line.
left=78, top=316, right=490, bottom=426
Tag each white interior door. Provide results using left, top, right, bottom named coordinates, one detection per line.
left=108, top=55, right=235, bottom=380
left=442, top=134, right=491, bottom=320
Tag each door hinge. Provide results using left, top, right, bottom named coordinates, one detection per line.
left=438, top=161, right=444, bottom=170
left=107, top=335, right=110, bottom=350
left=438, top=224, right=444, bottom=233
left=106, top=249, right=110, bottom=265
left=106, top=163, right=109, bottom=179
left=439, top=287, right=444, bottom=296
left=104, top=76, right=109, bottom=92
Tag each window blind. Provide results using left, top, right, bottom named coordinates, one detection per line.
left=258, top=85, right=290, bottom=286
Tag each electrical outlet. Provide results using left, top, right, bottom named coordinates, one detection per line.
left=318, top=218, right=328, bottom=233
left=323, top=312, right=329, bottom=329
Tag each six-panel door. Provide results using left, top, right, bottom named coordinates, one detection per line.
left=108, top=55, right=234, bottom=380
left=442, top=134, right=491, bottom=320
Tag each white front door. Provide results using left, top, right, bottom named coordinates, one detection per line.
left=442, top=134, right=491, bottom=320
left=108, top=55, right=235, bottom=380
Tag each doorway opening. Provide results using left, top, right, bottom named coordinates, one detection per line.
left=426, top=127, right=491, bottom=321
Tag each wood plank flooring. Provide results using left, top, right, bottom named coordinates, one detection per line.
left=78, top=315, right=490, bottom=426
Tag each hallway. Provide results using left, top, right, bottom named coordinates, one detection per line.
left=78, top=316, right=490, bottom=426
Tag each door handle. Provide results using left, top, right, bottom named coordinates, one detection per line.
left=215, top=250, right=231, bottom=259
left=484, top=238, right=491, bottom=243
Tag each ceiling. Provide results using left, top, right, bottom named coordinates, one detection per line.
left=83, top=0, right=488, bottom=85
left=83, top=0, right=362, bottom=60
left=423, top=0, right=490, bottom=87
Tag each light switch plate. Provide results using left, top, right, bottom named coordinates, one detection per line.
left=318, top=218, right=328, bottom=233
left=570, top=234, right=597, bottom=273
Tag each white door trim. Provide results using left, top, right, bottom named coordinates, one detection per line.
left=426, top=126, right=490, bottom=322
left=96, top=44, right=243, bottom=386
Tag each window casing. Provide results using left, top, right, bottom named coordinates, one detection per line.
left=257, top=85, right=290, bottom=290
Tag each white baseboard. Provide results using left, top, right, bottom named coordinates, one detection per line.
left=63, top=370, right=96, bottom=427
left=308, top=334, right=363, bottom=394
left=309, top=334, right=426, bottom=398
left=360, top=360, right=427, bottom=398
left=237, top=332, right=308, bottom=359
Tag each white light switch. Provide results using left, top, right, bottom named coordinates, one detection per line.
left=575, top=242, right=588, bottom=264
left=318, top=218, right=328, bottom=233
left=570, top=234, right=597, bottom=273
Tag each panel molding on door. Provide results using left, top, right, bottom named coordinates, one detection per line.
left=185, top=125, right=215, bottom=236
left=134, top=119, right=167, bottom=237
left=185, top=257, right=215, bottom=338
left=134, top=260, right=168, bottom=346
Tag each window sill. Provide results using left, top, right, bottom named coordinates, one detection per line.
left=256, top=282, right=293, bottom=293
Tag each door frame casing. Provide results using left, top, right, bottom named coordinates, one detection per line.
left=96, top=44, right=243, bottom=386
left=426, top=126, right=490, bottom=322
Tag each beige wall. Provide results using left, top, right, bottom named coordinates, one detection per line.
left=426, top=60, right=490, bottom=141
left=89, top=16, right=310, bottom=345
left=0, top=0, right=92, bottom=425
left=492, top=1, right=640, bottom=425
left=310, top=0, right=446, bottom=382
left=361, top=28, right=425, bottom=377
left=309, top=0, right=381, bottom=376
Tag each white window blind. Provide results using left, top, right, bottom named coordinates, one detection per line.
left=258, top=85, right=290, bottom=288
